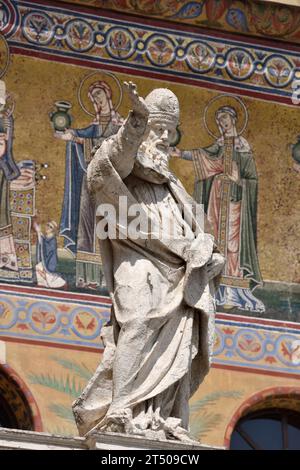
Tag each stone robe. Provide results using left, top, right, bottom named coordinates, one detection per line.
left=72, top=112, right=223, bottom=439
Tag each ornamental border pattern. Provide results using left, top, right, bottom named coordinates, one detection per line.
left=2, top=0, right=300, bottom=104
left=0, top=286, right=300, bottom=378
left=0, top=287, right=111, bottom=350
left=54, top=0, right=300, bottom=45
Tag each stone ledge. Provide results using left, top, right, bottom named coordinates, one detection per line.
left=0, top=427, right=225, bottom=450
left=87, top=431, right=225, bottom=450
left=0, top=428, right=87, bottom=450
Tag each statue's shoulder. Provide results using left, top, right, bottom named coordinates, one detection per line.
left=168, top=173, right=194, bottom=203
left=168, top=171, right=184, bottom=189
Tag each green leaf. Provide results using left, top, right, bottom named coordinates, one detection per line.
left=49, top=404, right=75, bottom=423
left=50, top=356, right=94, bottom=381
left=28, top=373, right=84, bottom=398
left=190, top=411, right=223, bottom=438
left=190, top=390, right=243, bottom=413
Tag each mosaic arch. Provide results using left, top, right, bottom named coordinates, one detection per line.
left=224, top=385, right=300, bottom=448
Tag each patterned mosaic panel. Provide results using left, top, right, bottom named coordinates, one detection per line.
left=10, top=188, right=35, bottom=216
left=0, top=182, right=36, bottom=283
left=3, top=0, right=300, bottom=103
left=55, top=0, right=300, bottom=45
left=0, top=286, right=111, bottom=350
left=214, top=316, right=300, bottom=376
left=11, top=216, right=30, bottom=241
left=0, top=285, right=300, bottom=377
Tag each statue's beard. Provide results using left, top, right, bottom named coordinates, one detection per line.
left=132, top=143, right=170, bottom=184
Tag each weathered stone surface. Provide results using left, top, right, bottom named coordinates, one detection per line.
left=0, top=428, right=225, bottom=450
left=0, top=428, right=86, bottom=450
left=86, top=431, right=224, bottom=450
left=73, top=82, right=225, bottom=442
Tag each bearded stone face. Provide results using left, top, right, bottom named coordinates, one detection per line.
left=133, top=118, right=177, bottom=183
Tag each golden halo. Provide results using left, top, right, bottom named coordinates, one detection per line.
left=0, top=35, right=10, bottom=79
left=78, top=71, right=123, bottom=117
left=203, top=94, right=249, bottom=139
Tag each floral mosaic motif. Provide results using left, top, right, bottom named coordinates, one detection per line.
left=247, top=2, right=300, bottom=38
left=171, top=1, right=204, bottom=20
left=106, top=28, right=134, bottom=59
left=265, top=57, right=293, bottom=88
left=5, top=3, right=300, bottom=102
left=9, top=0, right=300, bottom=44
left=147, top=35, right=175, bottom=66
left=65, top=19, right=94, bottom=52
left=226, top=49, right=254, bottom=80
left=1, top=288, right=300, bottom=376
left=213, top=326, right=224, bottom=355
left=186, top=41, right=215, bottom=72
left=22, top=12, right=54, bottom=45
left=79, top=0, right=300, bottom=44
left=70, top=307, right=102, bottom=338
left=215, top=322, right=300, bottom=371
left=277, top=334, right=300, bottom=366
left=0, top=291, right=110, bottom=348
left=236, top=331, right=263, bottom=361
left=31, top=309, right=56, bottom=332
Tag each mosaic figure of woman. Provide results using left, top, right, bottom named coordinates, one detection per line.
left=173, top=95, right=265, bottom=312
left=54, top=73, right=123, bottom=290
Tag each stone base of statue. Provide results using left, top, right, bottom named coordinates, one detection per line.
left=86, top=430, right=224, bottom=450
left=0, top=428, right=225, bottom=450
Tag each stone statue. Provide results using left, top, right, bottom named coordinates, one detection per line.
left=72, top=82, right=225, bottom=443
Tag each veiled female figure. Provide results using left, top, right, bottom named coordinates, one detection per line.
left=55, top=81, right=123, bottom=289
left=174, top=105, right=264, bottom=312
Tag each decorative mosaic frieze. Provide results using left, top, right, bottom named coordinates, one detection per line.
left=2, top=1, right=300, bottom=103
left=214, top=316, right=300, bottom=377
left=0, top=285, right=110, bottom=350
left=0, top=285, right=300, bottom=377
left=54, top=0, right=300, bottom=45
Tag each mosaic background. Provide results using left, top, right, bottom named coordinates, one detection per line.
left=0, top=0, right=299, bottom=447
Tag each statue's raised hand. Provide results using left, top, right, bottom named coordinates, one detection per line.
left=124, top=81, right=149, bottom=118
